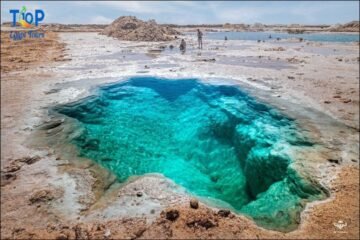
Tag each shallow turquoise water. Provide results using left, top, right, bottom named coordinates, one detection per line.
left=54, top=77, right=326, bottom=231
left=186, top=31, right=359, bottom=42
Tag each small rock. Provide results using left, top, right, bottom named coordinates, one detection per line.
left=18, top=156, right=41, bottom=165
left=218, top=209, right=231, bottom=217
left=73, top=224, right=89, bottom=240
left=96, top=224, right=104, bottom=231
left=104, top=229, right=111, bottom=238
left=1, top=173, right=17, bottom=186
left=29, top=189, right=56, bottom=204
left=3, top=163, right=22, bottom=173
left=324, top=101, right=331, bottom=104
left=327, top=158, right=341, bottom=164
left=187, top=219, right=216, bottom=229
left=133, top=227, right=146, bottom=238
left=47, top=223, right=57, bottom=230
left=136, top=192, right=143, bottom=197
left=55, top=234, right=68, bottom=240
left=287, top=76, right=295, bottom=80
left=201, top=219, right=216, bottom=229
left=190, top=198, right=199, bottom=209
left=165, top=209, right=179, bottom=221
left=199, top=58, right=216, bottom=62
left=44, top=89, right=61, bottom=95
left=343, top=99, right=352, bottom=103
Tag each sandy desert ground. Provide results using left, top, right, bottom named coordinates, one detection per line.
left=1, top=30, right=359, bottom=239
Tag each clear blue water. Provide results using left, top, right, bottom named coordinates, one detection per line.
left=187, top=31, right=359, bottom=42
left=52, top=77, right=327, bottom=231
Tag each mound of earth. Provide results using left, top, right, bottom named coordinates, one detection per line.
left=101, top=16, right=180, bottom=41
left=329, top=21, right=360, bottom=32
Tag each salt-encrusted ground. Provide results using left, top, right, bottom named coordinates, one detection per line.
left=1, top=31, right=359, bottom=239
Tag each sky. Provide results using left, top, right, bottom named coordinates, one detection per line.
left=1, top=1, right=359, bottom=25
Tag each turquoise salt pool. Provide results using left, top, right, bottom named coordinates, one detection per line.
left=51, top=77, right=327, bottom=231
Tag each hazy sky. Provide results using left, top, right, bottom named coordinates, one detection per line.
left=1, top=1, right=359, bottom=25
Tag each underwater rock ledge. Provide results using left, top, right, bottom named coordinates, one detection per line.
left=36, top=76, right=328, bottom=231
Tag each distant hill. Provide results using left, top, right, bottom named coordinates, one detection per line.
left=329, top=21, right=360, bottom=32
left=101, top=16, right=180, bottom=41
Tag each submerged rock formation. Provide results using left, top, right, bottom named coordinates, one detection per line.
left=101, top=16, right=180, bottom=41
left=48, top=77, right=328, bottom=231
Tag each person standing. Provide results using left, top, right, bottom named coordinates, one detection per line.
left=197, top=29, right=203, bottom=49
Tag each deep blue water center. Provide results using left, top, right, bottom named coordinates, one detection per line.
left=53, top=77, right=326, bottom=231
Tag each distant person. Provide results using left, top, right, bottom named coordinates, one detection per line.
left=179, top=39, right=186, bottom=52
left=224, top=36, right=228, bottom=41
left=197, top=29, right=203, bottom=49
left=269, top=34, right=272, bottom=39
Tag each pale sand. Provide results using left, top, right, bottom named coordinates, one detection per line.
left=1, top=31, right=359, bottom=239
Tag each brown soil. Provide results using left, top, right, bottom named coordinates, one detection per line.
left=1, top=31, right=66, bottom=74
left=0, top=31, right=66, bottom=149
left=2, top=166, right=358, bottom=239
